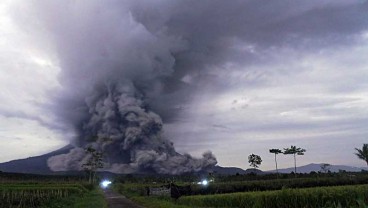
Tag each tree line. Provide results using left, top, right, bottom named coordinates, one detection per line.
left=248, top=145, right=305, bottom=176
left=248, top=143, right=368, bottom=175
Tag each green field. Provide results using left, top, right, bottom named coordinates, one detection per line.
left=2, top=172, right=368, bottom=207
left=178, top=184, right=368, bottom=208
left=113, top=174, right=368, bottom=208
left=0, top=179, right=107, bottom=208
left=190, top=175, right=368, bottom=195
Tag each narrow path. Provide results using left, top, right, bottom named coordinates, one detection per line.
left=103, top=188, right=144, bottom=208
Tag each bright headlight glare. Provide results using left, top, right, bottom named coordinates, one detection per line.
left=100, top=180, right=112, bottom=188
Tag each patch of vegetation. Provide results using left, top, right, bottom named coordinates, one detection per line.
left=0, top=185, right=84, bottom=208
left=177, top=184, right=368, bottom=208
left=114, top=174, right=368, bottom=208
left=0, top=181, right=107, bottom=208
left=129, top=196, right=190, bottom=208
left=191, top=175, right=368, bottom=195
left=40, top=189, right=108, bottom=208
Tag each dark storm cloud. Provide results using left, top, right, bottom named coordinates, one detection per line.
left=131, top=0, right=368, bottom=110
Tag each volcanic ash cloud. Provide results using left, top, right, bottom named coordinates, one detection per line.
left=48, top=82, right=217, bottom=174
left=42, top=1, right=217, bottom=174
left=48, top=82, right=216, bottom=174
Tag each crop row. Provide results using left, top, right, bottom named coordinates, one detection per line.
left=1, top=183, right=89, bottom=191
left=178, top=184, right=368, bottom=208
left=191, top=176, right=368, bottom=195
left=0, top=184, right=87, bottom=208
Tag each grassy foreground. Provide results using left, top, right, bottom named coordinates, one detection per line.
left=116, top=183, right=368, bottom=208
left=128, top=196, right=191, bottom=208
left=0, top=182, right=107, bottom=208
left=40, top=188, right=108, bottom=208
left=191, top=175, right=368, bottom=194
left=177, top=184, right=368, bottom=208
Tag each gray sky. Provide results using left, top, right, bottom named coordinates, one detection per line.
left=1, top=0, right=368, bottom=171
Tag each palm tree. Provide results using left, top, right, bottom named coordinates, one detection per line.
left=354, top=144, right=368, bottom=166
left=269, top=149, right=282, bottom=175
left=283, top=145, right=306, bottom=174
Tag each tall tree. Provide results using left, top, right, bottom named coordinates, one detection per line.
left=354, top=144, right=368, bottom=166
left=82, top=146, right=104, bottom=184
left=248, top=154, right=262, bottom=169
left=283, top=145, right=306, bottom=175
left=269, top=149, right=282, bottom=175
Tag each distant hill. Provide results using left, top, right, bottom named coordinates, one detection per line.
left=269, top=163, right=368, bottom=174
left=211, top=166, right=247, bottom=175
left=0, top=145, right=247, bottom=176
left=6, top=147, right=363, bottom=176
left=0, top=145, right=73, bottom=174
left=244, top=168, right=265, bottom=175
left=208, top=166, right=267, bottom=175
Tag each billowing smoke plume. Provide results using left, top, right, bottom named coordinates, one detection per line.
left=39, top=0, right=219, bottom=174
left=48, top=81, right=216, bottom=174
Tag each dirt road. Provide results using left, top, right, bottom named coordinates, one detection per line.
left=103, top=188, right=144, bottom=208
